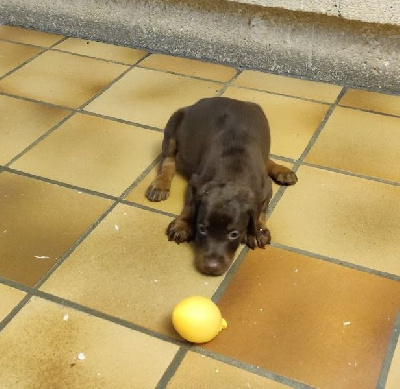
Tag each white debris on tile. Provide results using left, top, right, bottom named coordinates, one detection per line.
left=204, top=281, right=209, bottom=285
left=348, top=361, right=357, bottom=366
left=294, top=269, right=299, bottom=272
left=215, top=369, right=219, bottom=373
left=63, top=314, right=69, bottom=321
left=343, top=321, right=351, bottom=326
left=2, top=230, right=7, bottom=234
left=77, top=353, right=86, bottom=360
left=34, top=255, right=50, bottom=259
left=114, top=224, right=119, bottom=231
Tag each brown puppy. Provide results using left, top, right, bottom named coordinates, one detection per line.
left=146, top=97, right=297, bottom=275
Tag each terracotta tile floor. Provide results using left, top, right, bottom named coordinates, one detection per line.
left=0, top=26, right=399, bottom=388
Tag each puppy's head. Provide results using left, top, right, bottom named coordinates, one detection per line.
left=194, top=182, right=254, bottom=276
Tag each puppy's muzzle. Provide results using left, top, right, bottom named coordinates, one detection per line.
left=195, top=244, right=234, bottom=276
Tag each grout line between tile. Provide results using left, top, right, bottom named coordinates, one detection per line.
left=31, top=154, right=165, bottom=289
left=0, top=277, right=33, bottom=294
left=211, top=245, right=249, bottom=303
left=3, top=53, right=149, bottom=167
left=121, top=200, right=177, bottom=219
left=50, top=47, right=140, bottom=66
left=2, top=166, right=119, bottom=201
left=302, top=161, right=400, bottom=187
left=376, top=309, right=400, bottom=389
left=0, top=277, right=188, bottom=348
left=271, top=242, right=400, bottom=282
left=0, top=37, right=47, bottom=49
left=118, top=154, right=162, bottom=199
left=235, top=63, right=399, bottom=97
left=155, top=347, right=190, bottom=388
left=338, top=104, right=400, bottom=119
left=215, top=69, right=243, bottom=97
left=0, top=91, right=164, bottom=133
left=233, top=84, right=333, bottom=105
left=0, top=294, right=32, bottom=333
left=80, top=109, right=164, bottom=133
left=137, top=64, right=227, bottom=84
left=0, top=90, right=74, bottom=110
left=77, top=53, right=152, bottom=112
left=0, top=281, right=185, bottom=346
left=292, top=86, right=348, bottom=172
left=0, top=47, right=46, bottom=82
left=270, top=154, right=298, bottom=164
left=33, top=201, right=120, bottom=289
left=192, top=348, right=315, bottom=389
left=0, top=35, right=68, bottom=82
left=4, top=110, right=76, bottom=167
left=266, top=86, right=348, bottom=218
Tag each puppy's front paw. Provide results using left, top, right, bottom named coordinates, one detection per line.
left=146, top=179, right=170, bottom=202
left=256, top=228, right=271, bottom=248
left=166, top=218, right=194, bottom=243
left=245, top=228, right=271, bottom=249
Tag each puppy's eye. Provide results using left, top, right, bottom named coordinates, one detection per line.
left=198, top=224, right=207, bottom=235
left=228, top=230, right=239, bottom=240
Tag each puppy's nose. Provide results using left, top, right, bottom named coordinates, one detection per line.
left=203, top=257, right=225, bottom=276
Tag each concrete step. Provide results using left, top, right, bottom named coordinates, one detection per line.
left=1, top=0, right=399, bottom=93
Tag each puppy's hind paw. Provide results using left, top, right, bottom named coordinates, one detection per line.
left=275, top=170, right=298, bottom=186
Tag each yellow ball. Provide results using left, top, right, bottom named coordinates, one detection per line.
left=172, top=296, right=227, bottom=343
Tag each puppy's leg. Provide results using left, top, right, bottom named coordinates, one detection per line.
left=167, top=181, right=197, bottom=243
left=246, top=190, right=272, bottom=249
left=146, top=110, right=185, bottom=202
left=267, top=159, right=298, bottom=186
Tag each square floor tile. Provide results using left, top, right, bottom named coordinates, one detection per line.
left=85, top=67, right=223, bottom=128
left=40, top=204, right=225, bottom=337
left=205, top=246, right=400, bottom=388
left=340, top=89, right=400, bottom=117
left=386, top=339, right=400, bottom=389
left=268, top=165, right=400, bottom=275
left=0, top=50, right=128, bottom=108
left=0, top=172, right=112, bottom=286
left=126, top=160, right=294, bottom=216
left=0, top=95, right=70, bottom=164
left=168, top=352, right=290, bottom=388
left=0, top=25, right=63, bottom=47
left=0, top=284, right=26, bottom=321
left=233, top=70, right=342, bottom=103
left=0, top=40, right=42, bottom=77
left=54, top=37, right=148, bottom=65
left=222, top=87, right=329, bottom=159
left=139, top=54, right=238, bottom=82
left=306, top=107, right=400, bottom=182
left=0, top=297, right=178, bottom=387
left=10, top=113, right=162, bottom=196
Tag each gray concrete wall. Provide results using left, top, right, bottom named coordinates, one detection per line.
left=1, top=0, right=399, bottom=93
left=228, top=0, right=400, bottom=26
